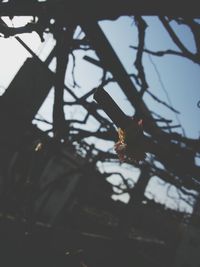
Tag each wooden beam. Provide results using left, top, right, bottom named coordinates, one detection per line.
left=82, top=21, right=160, bottom=135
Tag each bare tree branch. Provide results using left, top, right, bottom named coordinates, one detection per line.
left=146, top=90, right=180, bottom=114
left=134, top=16, right=148, bottom=96
left=53, top=24, right=76, bottom=140
left=159, top=16, right=191, bottom=55
left=130, top=45, right=184, bottom=58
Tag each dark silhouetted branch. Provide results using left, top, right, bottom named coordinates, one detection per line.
left=134, top=16, right=148, bottom=96
left=146, top=90, right=180, bottom=114
left=53, top=24, right=76, bottom=140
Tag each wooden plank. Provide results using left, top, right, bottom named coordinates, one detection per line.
left=82, top=21, right=160, bottom=135
left=0, top=58, right=53, bottom=145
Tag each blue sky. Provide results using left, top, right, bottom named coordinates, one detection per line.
left=0, top=15, right=199, bottom=213
left=100, top=16, right=200, bottom=139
